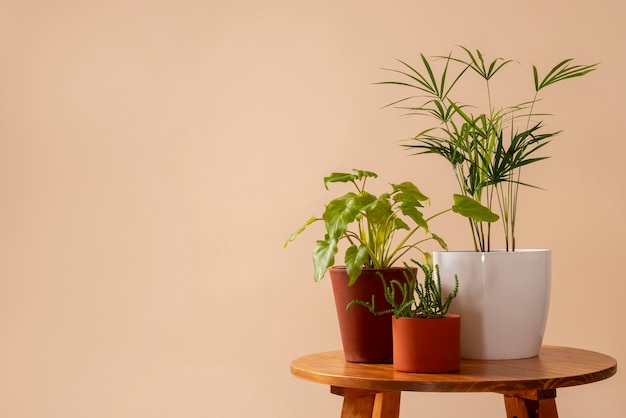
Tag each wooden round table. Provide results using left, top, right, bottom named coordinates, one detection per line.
left=290, top=346, right=617, bottom=418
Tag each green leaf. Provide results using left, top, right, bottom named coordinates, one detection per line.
left=352, top=169, right=378, bottom=181
left=458, top=46, right=513, bottom=80
left=430, top=233, right=448, bottom=250
left=322, top=193, right=361, bottom=237
left=323, top=172, right=357, bottom=189
left=422, top=252, right=433, bottom=268
left=323, top=169, right=378, bottom=190
left=357, top=192, right=382, bottom=214
left=394, top=217, right=410, bottom=231
left=284, top=216, right=318, bottom=248
left=366, top=196, right=392, bottom=225
left=452, top=194, right=499, bottom=222
left=399, top=205, right=428, bottom=231
left=313, top=237, right=338, bottom=282
left=391, top=182, right=430, bottom=206
left=534, top=59, right=598, bottom=91
left=345, top=244, right=370, bottom=285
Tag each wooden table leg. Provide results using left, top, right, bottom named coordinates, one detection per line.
left=502, top=390, right=558, bottom=418
left=373, top=391, right=401, bottom=418
left=331, top=387, right=401, bottom=418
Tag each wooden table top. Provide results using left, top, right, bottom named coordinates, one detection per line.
left=291, top=346, right=617, bottom=393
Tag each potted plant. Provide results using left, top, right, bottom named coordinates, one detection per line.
left=380, top=46, right=597, bottom=359
left=285, top=169, right=493, bottom=363
left=348, top=257, right=460, bottom=373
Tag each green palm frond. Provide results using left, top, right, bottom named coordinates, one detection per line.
left=380, top=46, right=597, bottom=251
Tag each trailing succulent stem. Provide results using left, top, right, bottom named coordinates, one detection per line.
left=347, top=258, right=459, bottom=319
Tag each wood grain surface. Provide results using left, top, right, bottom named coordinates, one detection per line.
left=291, top=346, right=617, bottom=393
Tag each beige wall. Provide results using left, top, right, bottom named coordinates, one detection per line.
left=0, top=1, right=624, bottom=417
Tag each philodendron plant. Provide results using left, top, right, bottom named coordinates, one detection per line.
left=380, top=46, right=597, bottom=251
left=284, top=169, right=496, bottom=285
left=347, top=256, right=459, bottom=319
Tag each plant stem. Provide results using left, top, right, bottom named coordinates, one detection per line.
left=424, top=207, right=453, bottom=223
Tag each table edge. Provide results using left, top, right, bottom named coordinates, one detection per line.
left=290, top=346, right=617, bottom=393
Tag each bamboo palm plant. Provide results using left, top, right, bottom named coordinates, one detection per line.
left=380, top=46, right=597, bottom=251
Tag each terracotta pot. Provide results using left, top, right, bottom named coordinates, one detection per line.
left=329, top=267, right=411, bottom=363
left=392, top=315, right=461, bottom=373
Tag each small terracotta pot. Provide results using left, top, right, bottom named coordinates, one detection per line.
left=392, top=314, right=461, bottom=373
left=330, top=267, right=411, bottom=364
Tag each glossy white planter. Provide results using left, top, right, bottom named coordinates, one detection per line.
left=433, top=250, right=551, bottom=360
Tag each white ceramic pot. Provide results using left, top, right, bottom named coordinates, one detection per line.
left=433, top=250, right=551, bottom=360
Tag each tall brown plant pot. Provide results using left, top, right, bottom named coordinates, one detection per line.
left=392, top=314, right=461, bottom=373
left=329, top=267, right=410, bottom=364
